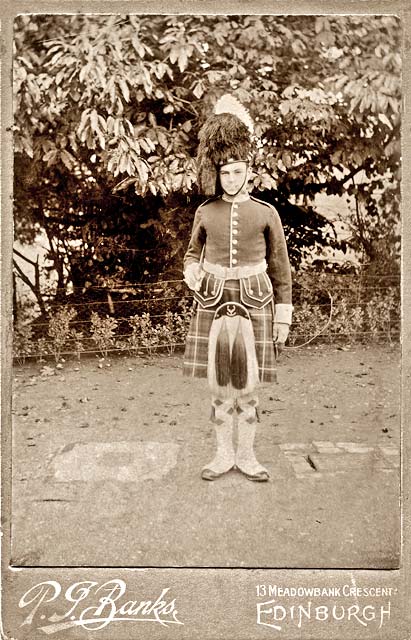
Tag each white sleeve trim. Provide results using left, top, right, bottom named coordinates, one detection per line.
left=274, top=303, right=293, bottom=325
left=183, top=262, right=201, bottom=290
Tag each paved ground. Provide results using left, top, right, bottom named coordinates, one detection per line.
left=10, top=344, right=400, bottom=568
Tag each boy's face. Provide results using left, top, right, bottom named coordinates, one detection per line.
left=219, top=161, right=249, bottom=196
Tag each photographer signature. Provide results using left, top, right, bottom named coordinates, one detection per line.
left=19, top=579, right=183, bottom=633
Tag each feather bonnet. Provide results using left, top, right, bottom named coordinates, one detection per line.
left=196, top=94, right=255, bottom=196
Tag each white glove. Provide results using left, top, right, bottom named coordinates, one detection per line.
left=183, top=262, right=202, bottom=290
left=273, top=322, right=289, bottom=345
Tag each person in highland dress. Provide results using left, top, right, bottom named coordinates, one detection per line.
left=183, top=95, right=292, bottom=482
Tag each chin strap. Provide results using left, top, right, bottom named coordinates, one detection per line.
left=222, top=163, right=249, bottom=198
left=232, top=171, right=249, bottom=197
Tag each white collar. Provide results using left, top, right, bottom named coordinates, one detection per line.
left=222, top=193, right=250, bottom=203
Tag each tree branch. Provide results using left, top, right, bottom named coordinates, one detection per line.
left=351, top=176, right=373, bottom=261
left=13, top=258, right=47, bottom=316
left=13, top=247, right=38, bottom=267
left=13, top=259, right=32, bottom=288
left=312, top=123, right=401, bottom=192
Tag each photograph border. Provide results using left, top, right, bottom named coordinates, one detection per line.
left=1, top=1, right=410, bottom=638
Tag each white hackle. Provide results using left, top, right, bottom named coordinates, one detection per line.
left=214, top=94, right=254, bottom=134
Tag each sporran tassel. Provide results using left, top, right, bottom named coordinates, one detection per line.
left=215, top=317, right=231, bottom=387
left=230, top=319, right=248, bottom=390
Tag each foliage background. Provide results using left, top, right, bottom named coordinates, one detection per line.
left=12, top=14, right=401, bottom=358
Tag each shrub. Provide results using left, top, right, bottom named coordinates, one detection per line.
left=70, top=329, right=85, bottom=360
left=128, top=312, right=160, bottom=356
left=13, top=322, right=33, bottom=364
left=157, top=310, right=187, bottom=355
left=48, top=306, right=77, bottom=362
left=90, top=312, right=118, bottom=358
left=365, top=289, right=398, bottom=343
left=36, top=336, right=50, bottom=362
left=289, top=270, right=400, bottom=346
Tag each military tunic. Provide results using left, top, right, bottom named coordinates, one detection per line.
left=183, top=195, right=292, bottom=382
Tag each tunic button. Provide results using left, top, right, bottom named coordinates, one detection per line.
left=232, top=239, right=238, bottom=245
left=233, top=220, right=238, bottom=225
left=232, top=203, right=238, bottom=208
left=232, top=249, right=237, bottom=255
left=233, top=229, right=238, bottom=234
left=232, top=258, right=238, bottom=264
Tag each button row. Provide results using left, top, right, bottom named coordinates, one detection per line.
left=232, top=204, right=238, bottom=265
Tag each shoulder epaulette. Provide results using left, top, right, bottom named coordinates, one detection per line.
left=198, top=196, right=220, bottom=208
left=250, top=195, right=276, bottom=210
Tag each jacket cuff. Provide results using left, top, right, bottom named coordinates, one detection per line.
left=183, top=258, right=199, bottom=271
left=274, top=303, right=293, bottom=325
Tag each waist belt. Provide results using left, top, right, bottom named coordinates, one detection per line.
left=203, top=259, right=267, bottom=280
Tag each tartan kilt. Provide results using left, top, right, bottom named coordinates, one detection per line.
left=183, top=280, right=277, bottom=383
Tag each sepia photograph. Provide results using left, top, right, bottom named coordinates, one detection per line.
left=1, top=3, right=409, bottom=639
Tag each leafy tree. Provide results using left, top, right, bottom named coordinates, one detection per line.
left=13, top=14, right=401, bottom=310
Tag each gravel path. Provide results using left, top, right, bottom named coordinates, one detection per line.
left=10, top=344, right=400, bottom=568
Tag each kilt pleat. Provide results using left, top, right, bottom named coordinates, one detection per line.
left=183, top=280, right=277, bottom=383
